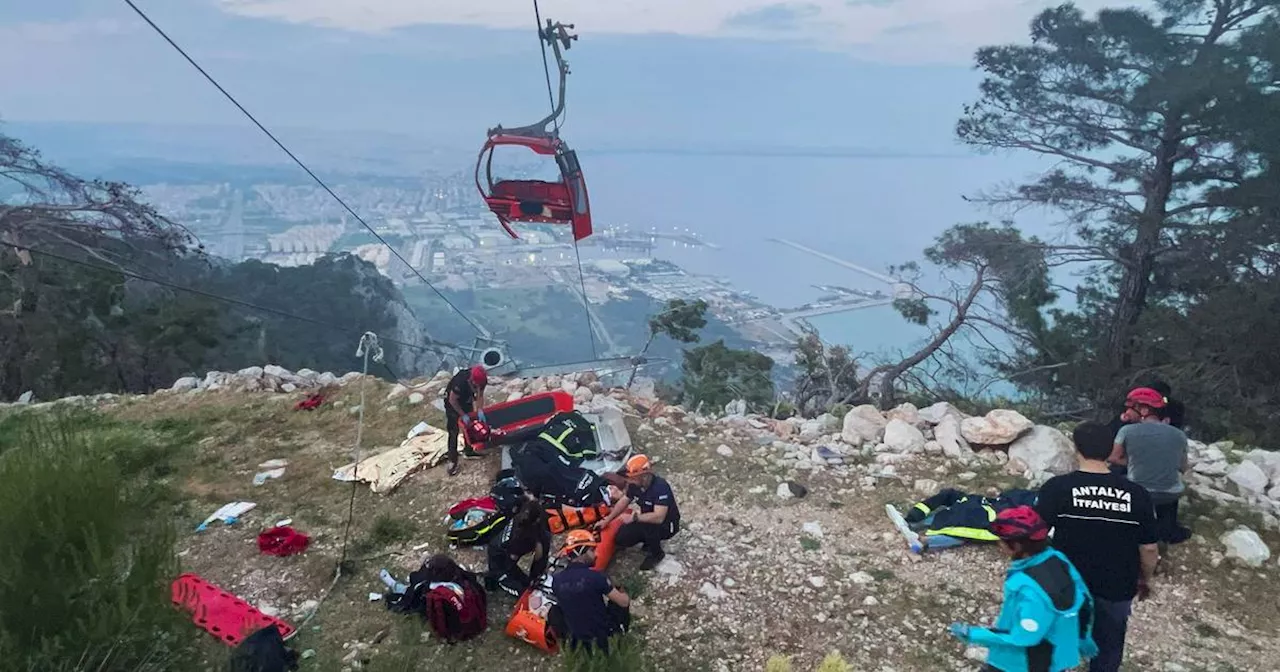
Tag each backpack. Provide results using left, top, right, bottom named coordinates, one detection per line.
left=446, top=508, right=509, bottom=547
left=227, top=626, right=298, bottom=672
left=445, top=477, right=525, bottom=547
left=426, top=577, right=488, bottom=644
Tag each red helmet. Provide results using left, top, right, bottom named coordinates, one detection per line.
left=469, top=365, right=488, bottom=388
left=1125, top=387, right=1166, bottom=409
left=990, top=505, right=1049, bottom=542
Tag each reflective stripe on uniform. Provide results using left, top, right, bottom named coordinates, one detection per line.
left=539, top=425, right=589, bottom=459
left=926, top=526, right=1000, bottom=542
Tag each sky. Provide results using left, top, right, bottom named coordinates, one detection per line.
left=0, top=0, right=1142, bottom=151
left=0, top=0, right=1154, bottom=358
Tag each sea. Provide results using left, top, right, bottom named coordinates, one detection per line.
left=577, top=150, right=1049, bottom=369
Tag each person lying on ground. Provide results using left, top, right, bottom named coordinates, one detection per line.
left=550, top=530, right=631, bottom=654
left=1108, top=387, right=1191, bottom=550
left=382, top=553, right=485, bottom=617
left=486, top=498, right=550, bottom=597
left=947, top=506, right=1098, bottom=672
left=1035, top=421, right=1159, bottom=672
left=595, top=453, right=681, bottom=571
left=903, top=487, right=1038, bottom=551
left=445, top=365, right=489, bottom=476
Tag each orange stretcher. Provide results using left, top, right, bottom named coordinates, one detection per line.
left=546, top=502, right=612, bottom=534
left=171, top=573, right=295, bottom=647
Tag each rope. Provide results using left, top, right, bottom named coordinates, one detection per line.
left=532, top=0, right=560, bottom=133
left=6, top=242, right=461, bottom=361
left=288, top=332, right=382, bottom=640
left=120, top=0, right=487, bottom=338
left=572, top=238, right=599, bottom=359
left=339, top=332, right=383, bottom=565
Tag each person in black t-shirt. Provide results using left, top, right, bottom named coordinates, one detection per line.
left=596, top=454, right=681, bottom=571
left=444, top=365, right=488, bottom=476
left=1035, top=422, right=1160, bottom=672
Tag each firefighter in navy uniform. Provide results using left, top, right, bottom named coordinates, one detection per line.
left=445, top=365, right=488, bottom=476
left=595, top=454, right=680, bottom=571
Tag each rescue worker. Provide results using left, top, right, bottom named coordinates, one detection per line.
left=595, top=454, right=680, bottom=571
left=947, top=506, right=1098, bottom=672
left=1036, top=422, right=1160, bottom=672
left=486, top=498, right=550, bottom=597
left=1110, top=387, right=1191, bottom=551
left=536, top=411, right=598, bottom=466
left=1106, top=381, right=1186, bottom=463
left=445, top=365, right=488, bottom=476
left=550, top=530, right=631, bottom=653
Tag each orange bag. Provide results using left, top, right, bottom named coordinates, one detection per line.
left=505, top=589, right=560, bottom=654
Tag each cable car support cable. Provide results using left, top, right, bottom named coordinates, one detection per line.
left=121, top=0, right=488, bottom=339
left=528, top=0, right=597, bottom=359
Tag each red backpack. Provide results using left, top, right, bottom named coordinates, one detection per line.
left=426, top=578, right=488, bottom=643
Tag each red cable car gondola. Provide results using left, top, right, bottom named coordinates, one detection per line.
left=476, top=20, right=592, bottom=242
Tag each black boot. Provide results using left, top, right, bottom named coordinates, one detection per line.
left=638, top=549, right=666, bottom=571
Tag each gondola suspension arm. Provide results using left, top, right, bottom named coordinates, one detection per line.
left=488, top=20, right=577, bottom=140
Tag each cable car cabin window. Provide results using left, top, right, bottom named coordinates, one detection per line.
left=488, top=143, right=562, bottom=183
left=567, top=175, right=587, bottom=215
left=556, top=149, right=582, bottom=179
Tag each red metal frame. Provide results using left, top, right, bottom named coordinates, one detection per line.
left=462, top=390, right=576, bottom=450
left=475, top=134, right=593, bottom=241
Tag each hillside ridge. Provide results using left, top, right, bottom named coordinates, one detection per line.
left=4, top=365, right=1280, bottom=671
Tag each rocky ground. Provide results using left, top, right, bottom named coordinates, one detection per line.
left=6, top=368, right=1280, bottom=672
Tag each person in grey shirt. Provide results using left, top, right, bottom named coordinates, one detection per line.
left=1109, top=387, right=1192, bottom=557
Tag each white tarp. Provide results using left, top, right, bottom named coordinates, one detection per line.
left=332, top=423, right=450, bottom=494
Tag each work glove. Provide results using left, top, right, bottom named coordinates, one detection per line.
left=478, top=409, right=488, bottom=423
left=461, top=413, right=471, bottom=424
left=947, top=623, right=971, bottom=641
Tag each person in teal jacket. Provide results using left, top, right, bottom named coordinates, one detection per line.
left=948, top=505, right=1098, bottom=672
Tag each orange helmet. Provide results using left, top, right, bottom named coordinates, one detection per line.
left=560, top=529, right=598, bottom=558
left=623, top=454, right=652, bottom=477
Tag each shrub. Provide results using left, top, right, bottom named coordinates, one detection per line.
left=815, top=651, right=852, bottom=672
left=0, top=411, right=195, bottom=671
left=764, top=651, right=851, bottom=672
left=351, top=513, right=416, bottom=557
left=765, top=655, right=793, bottom=672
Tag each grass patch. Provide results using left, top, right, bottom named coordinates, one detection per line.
left=867, top=568, right=897, bottom=582
left=1194, top=622, right=1222, bottom=638
left=0, top=408, right=198, bottom=670
left=616, top=571, right=652, bottom=599
left=799, top=536, right=822, bottom=552
left=352, top=513, right=417, bottom=557
left=560, top=633, right=647, bottom=672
